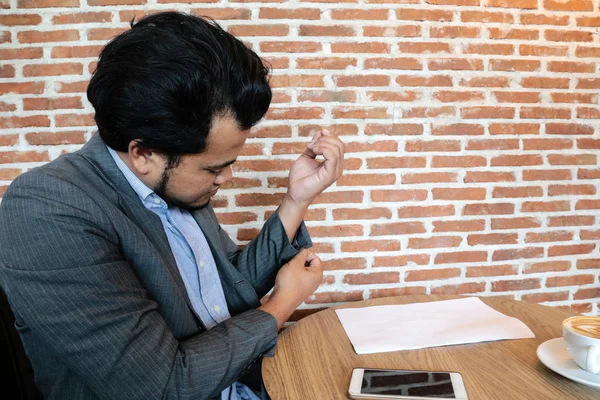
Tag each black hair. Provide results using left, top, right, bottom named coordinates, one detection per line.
left=87, top=11, right=271, bottom=161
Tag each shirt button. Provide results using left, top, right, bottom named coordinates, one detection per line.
left=213, top=305, right=221, bottom=312
left=199, top=261, right=205, bottom=268
left=153, top=198, right=161, bottom=205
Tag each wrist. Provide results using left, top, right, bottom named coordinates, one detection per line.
left=259, top=292, right=298, bottom=330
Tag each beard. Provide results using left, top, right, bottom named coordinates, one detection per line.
left=153, top=168, right=210, bottom=211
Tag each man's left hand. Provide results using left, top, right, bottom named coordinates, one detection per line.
left=286, top=129, right=345, bottom=206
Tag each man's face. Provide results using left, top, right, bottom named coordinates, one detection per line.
left=153, top=114, right=248, bottom=210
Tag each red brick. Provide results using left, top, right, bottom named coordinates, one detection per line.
left=337, top=173, right=395, bottom=186
left=432, top=156, right=486, bottom=168
left=313, top=191, right=364, bottom=205
left=465, top=172, right=515, bottom=182
left=266, top=107, right=323, bottom=120
left=522, top=292, right=570, bottom=303
left=260, top=41, right=321, bottom=53
left=520, top=44, right=568, bottom=57
left=403, top=106, right=455, bottom=118
left=577, top=259, right=600, bottom=270
left=409, top=236, right=462, bottom=250
left=526, top=231, right=574, bottom=243
left=429, top=58, right=484, bottom=71
left=397, top=205, right=455, bottom=219
left=522, top=200, right=570, bottom=213
left=574, top=288, right=600, bottom=300
left=549, top=61, right=595, bottom=73
left=343, top=272, right=400, bottom=285
left=521, top=107, right=570, bottom=119
left=364, top=57, right=422, bottom=70
left=367, top=90, right=423, bottom=102
left=52, top=11, right=112, bottom=24
left=494, top=91, right=541, bottom=103
left=0, top=116, right=50, bottom=129
left=524, top=261, right=571, bottom=274
left=466, top=264, right=517, bottom=277
left=461, top=107, right=515, bottom=119
left=333, top=42, right=390, bottom=54
left=493, top=186, right=543, bottom=198
left=549, top=154, right=596, bottom=166
left=547, top=275, right=595, bottom=288
left=332, top=107, right=388, bottom=119
left=0, top=151, right=49, bottom=164
left=463, top=203, right=515, bottom=216
left=544, top=0, right=593, bottom=11
left=331, top=9, right=388, bottom=20
left=464, top=43, right=514, bottom=55
left=548, top=216, right=595, bottom=227
left=435, top=251, right=487, bottom=264
left=341, top=240, right=400, bottom=253
left=306, top=291, right=363, bottom=304
left=0, top=65, right=15, bottom=78
left=521, top=77, right=570, bottom=89
left=405, top=140, right=461, bottom=152
left=23, top=97, right=82, bottom=111
left=398, top=42, right=451, bottom=54
left=0, top=48, right=43, bottom=60
left=547, top=123, right=594, bottom=135
left=521, top=13, right=569, bottom=25
left=87, top=28, right=127, bottom=41
left=549, top=184, right=595, bottom=196
left=308, top=225, right=363, bottom=238
left=18, top=30, right=79, bottom=43
left=370, top=222, right=426, bottom=236
left=405, top=268, right=461, bottom=281
left=397, top=75, right=453, bottom=87
left=221, top=178, right=261, bottom=189
left=466, top=139, right=519, bottom=150
left=23, top=63, right=82, bottom=77
left=468, top=233, right=518, bottom=245
left=332, top=208, right=391, bottom=220
left=493, top=247, right=543, bottom=261
left=396, top=8, right=453, bottom=21
left=0, top=135, right=19, bottom=146
left=461, top=10, right=513, bottom=23
left=323, top=258, right=367, bottom=271
left=523, top=169, right=572, bottom=181
left=575, top=46, right=600, bottom=58
left=367, top=157, right=426, bottom=169
left=364, top=123, right=423, bottom=135
left=461, top=76, right=510, bottom=87
left=491, top=155, right=542, bottom=166
left=488, top=27, right=539, bottom=39
left=576, top=200, right=600, bottom=210
left=25, top=131, right=85, bottom=147
left=578, top=169, right=600, bottom=180
left=402, top=172, right=458, bottom=184
left=433, top=220, right=485, bottom=232
left=259, top=8, right=320, bottom=20
left=490, top=59, right=540, bottom=72
left=551, top=93, right=598, bottom=104
left=491, top=217, right=541, bottom=230
left=371, top=190, right=427, bottom=202
left=0, top=14, right=42, bottom=25
left=546, top=30, right=593, bottom=42
left=431, top=282, right=486, bottom=295
left=373, top=254, right=430, bottom=267
left=296, top=57, right=356, bottom=70
left=434, top=91, right=485, bottom=102
left=523, top=139, right=572, bottom=150
left=363, top=26, right=421, bottom=38
left=548, top=244, right=596, bottom=257
left=577, top=108, right=600, bottom=119
left=335, top=75, right=390, bottom=87
left=17, top=0, right=78, bottom=6
left=492, top=278, right=541, bottom=292
left=433, top=188, right=486, bottom=201
left=432, top=123, right=484, bottom=136
left=430, top=26, right=480, bottom=38
left=370, top=287, right=427, bottom=299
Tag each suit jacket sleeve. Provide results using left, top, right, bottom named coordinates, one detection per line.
left=0, top=171, right=278, bottom=400
left=218, top=208, right=313, bottom=299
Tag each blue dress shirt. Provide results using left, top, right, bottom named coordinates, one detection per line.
left=107, top=147, right=259, bottom=400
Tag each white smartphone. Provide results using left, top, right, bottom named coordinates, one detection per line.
left=348, top=368, right=468, bottom=400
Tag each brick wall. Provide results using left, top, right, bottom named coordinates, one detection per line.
left=1, top=0, right=599, bottom=317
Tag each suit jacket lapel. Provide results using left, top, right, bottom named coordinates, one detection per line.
left=78, top=134, right=198, bottom=319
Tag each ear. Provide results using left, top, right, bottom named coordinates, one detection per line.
left=128, top=141, right=164, bottom=176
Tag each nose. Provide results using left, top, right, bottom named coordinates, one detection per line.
left=214, top=165, right=232, bottom=186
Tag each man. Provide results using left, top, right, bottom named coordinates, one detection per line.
left=0, top=12, right=344, bottom=400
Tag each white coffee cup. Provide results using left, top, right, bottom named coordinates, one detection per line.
left=562, top=316, right=600, bottom=374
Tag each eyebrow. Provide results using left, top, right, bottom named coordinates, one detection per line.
left=207, top=158, right=237, bottom=170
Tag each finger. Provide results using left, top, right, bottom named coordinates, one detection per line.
left=311, top=136, right=344, bottom=160
left=306, top=253, right=322, bottom=270
left=317, top=130, right=345, bottom=154
left=308, top=130, right=324, bottom=148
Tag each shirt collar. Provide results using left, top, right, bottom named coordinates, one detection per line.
left=106, top=145, right=164, bottom=207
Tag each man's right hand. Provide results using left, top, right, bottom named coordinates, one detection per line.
left=258, top=249, right=323, bottom=329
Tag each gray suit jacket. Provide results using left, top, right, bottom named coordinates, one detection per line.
left=0, top=134, right=311, bottom=399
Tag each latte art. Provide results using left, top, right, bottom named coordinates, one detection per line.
left=564, top=316, right=600, bottom=339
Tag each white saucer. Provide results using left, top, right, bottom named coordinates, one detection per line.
left=537, top=337, right=600, bottom=389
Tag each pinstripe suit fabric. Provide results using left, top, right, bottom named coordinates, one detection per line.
left=0, top=134, right=311, bottom=400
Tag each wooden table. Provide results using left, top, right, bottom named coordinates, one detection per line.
left=262, top=295, right=599, bottom=399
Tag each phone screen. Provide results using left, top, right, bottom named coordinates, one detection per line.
left=361, top=369, right=457, bottom=398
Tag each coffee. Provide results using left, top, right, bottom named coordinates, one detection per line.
left=563, top=316, right=600, bottom=339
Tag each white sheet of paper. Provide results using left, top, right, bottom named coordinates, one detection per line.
left=335, top=297, right=535, bottom=354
